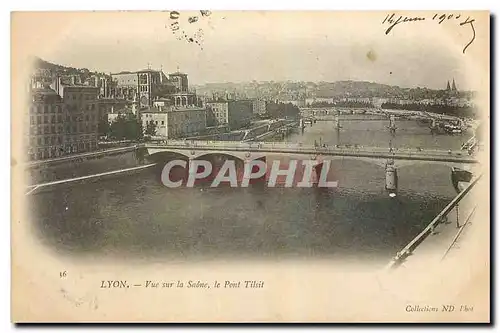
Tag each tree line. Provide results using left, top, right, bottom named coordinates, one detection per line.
left=265, top=102, right=301, bottom=119
left=98, top=113, right=157, bottom=141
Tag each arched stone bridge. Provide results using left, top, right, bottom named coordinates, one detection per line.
left=143, top=140, right=479, bottom=170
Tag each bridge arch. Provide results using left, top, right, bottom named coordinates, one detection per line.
left=146, top=150, right=191, bottom=162
left=195, top=151, right=248, bottom=161
left=193, top=152, right=245, bottom=163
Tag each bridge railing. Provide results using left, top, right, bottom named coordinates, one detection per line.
left=386, top=173, right=482, bottom=270
left=147, top=140, right=461, bottom=153
left=146, top=140, right=475, bottom=161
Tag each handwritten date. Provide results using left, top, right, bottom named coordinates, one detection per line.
left=382, top=13, right=476, bottom=54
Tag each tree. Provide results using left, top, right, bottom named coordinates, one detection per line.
left=109, top=113, right=143, bottom=141
left=265, top=102, right=301, bottom=119
left=98, top=118, right=110, bottom=137
left=144, top=120, right=157, bottom=136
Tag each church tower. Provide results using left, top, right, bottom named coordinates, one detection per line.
left=446, top=80, right=451, bottom=92
left=452, top=78, right=457, bottom=93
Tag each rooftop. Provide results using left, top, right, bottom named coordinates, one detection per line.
left=171, top=92, right=196, bottom=96
left=112, top=69, right=163, bottom=75
left=62, top=85, right=99, bottom=89
left=31, top=88, right=59, bottom=96
left=108, top=107, right=134, bottom=115
left=206, top=99, right=253, bottom=103
left=141, top=105, right=205, bottom=113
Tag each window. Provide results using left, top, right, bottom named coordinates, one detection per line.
left=161, top=121, right=164, bottom=125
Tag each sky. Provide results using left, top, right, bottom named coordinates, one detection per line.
left=28, top=11, right=486, bottom=90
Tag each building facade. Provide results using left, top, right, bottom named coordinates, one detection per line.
left=98, top=98, right=132, bottom=123
left=26, top=83, right=100, bottom=161
left=141, top=106, right=207, bottom=139
left=252, top=99, right=266, bottom=115
left=112, top=69, right=168, bottom=107
left=26, top=89, right=65, bottom=161
left=58, top=85, right=100, bottom=154
left=206, top=100, right=253, bottom=129
left=168, top=72, right=189, bottom=92
left=86, top=73, right=115, bottom=98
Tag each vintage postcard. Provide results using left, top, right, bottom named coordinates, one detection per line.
left=11, top=11, right=490, bottom=322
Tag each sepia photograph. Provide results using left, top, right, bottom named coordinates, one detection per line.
left=10, top=10, right=490, bottom=323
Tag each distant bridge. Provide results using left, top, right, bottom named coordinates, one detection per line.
left=304, top=115, right=389, bottom=121
left=299, top=107, right=464, bottom=122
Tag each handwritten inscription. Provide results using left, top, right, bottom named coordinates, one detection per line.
left=382, top=13, right=476, bottom=54
left=382, top=13, right=425, bottom=35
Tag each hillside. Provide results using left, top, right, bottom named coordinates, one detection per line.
left=33, top=57, right=473, bottom=100
left=33, top=57, right=93, bottom=76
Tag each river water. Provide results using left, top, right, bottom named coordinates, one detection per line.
left=27, top=116, right=470, bottom=262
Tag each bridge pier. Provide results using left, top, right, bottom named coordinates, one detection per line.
left=389, top=115, right=397, bottom=134
left=333, top=115, right=343, bottom=130
left=430, top=119, right=438, bottom=134
left=385, top=159, right=398, bottom=196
